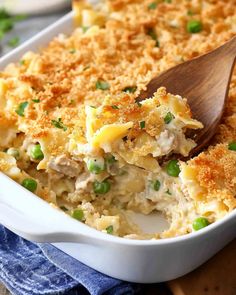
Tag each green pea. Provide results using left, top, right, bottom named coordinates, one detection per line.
left=22, top=178, right=37, bottom=192
left=106, top=225, right=113, bottom=234
left=72, top=209, right=84, bottom=221
left=164, top=112, right=174, bottom=124
left=151, top=180, right=161, bottom=191
left=7, top=148, right=20, bottom=160
left=192, top=217, right=209, bottom=231
left=166, top=160, right=180, bottom=177
left=228, top=141, right=236, bottom=151
left=31, top=144, right=44, bottom=160
left=187, top=20, right=203, bottom=34
left=93, top=180, right=111, bottom=194
left=87, top=158, right=105, bottom=174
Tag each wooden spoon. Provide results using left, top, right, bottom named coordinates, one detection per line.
left=138, top=36, right=236, bottom=156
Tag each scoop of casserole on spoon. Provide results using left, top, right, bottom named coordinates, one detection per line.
left=138, top=36, right=236, bottom=156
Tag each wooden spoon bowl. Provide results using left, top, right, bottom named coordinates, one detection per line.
left=138, top=36, right=236, bottom=156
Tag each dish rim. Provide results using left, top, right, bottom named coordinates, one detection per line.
left=0, top=12, right=235, bottom=247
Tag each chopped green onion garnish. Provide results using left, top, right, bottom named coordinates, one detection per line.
left=69, top=48, right=76, bottom=54
left=12, top=14, right=27, bottom=22
left=118, top=169, right=128, bottom=176
left=106, top=225, right=113, bottom=234
left=148, top=2, right=157, bottom=10
left=136, top=101, right=142, bottom=107
left=164, top=0, right=172, bottom=3
left=72, top=209, right=84, bottom=221
left=15, top=101, right=28, bottom=117
left=166, top=160, right=180, bottom=177
left=0, top=19, right=13, bottom=33
left=51, top=118, right=67, bottom=131
left=7, top=148, right=20, bottom=160
left=0, top=31, right=4, bottom=40
left=87, top=158, right=106, bottom=174
left=147, top=28, right=160, bottom=47
left=166, top=189, right=172, bottom=195
left=30, top=144, right=44, bottom=160
left=192, top=217, right=209, bottom=231
left=93, top=180, right=111, bottom=194
left=22, top=178, right=37, bottom=192
left=0, top=8, right=10, bottom=19
left=19, top=60, right=25, bottom=66
left=164, top=112, right=174, bottom=124
left=187, top=10, right=194, bottom=16
left=82, top=26, right=89, bottom=33
left=187, top=20, right=203, bottom=34
left=96, top=80, right=110, bottom=90
left=228, top=141, right=236, bottom=151
left=0, top=10, right=27, bottom=42
left=151, top=180, right=161, bottom=191
left=111, top=105, right=119, bottom=109
left=32, top=99, right=40, bottom=103
left=122, top=86, right=137, bottom=93
left=8, top=36, right=19, bottom=47
left=147, top=28, right=156, bottom=39
left=60, top=206, right=68, bottom=211
left=105, top=154, right=117, bottom=164
left=140, top=121, right=146, bottom=129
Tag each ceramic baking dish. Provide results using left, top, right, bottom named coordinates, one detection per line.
left=0, top=12, right=236, bottom=283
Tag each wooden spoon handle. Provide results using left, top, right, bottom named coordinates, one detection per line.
left=219, top=35, right=236, bottom=60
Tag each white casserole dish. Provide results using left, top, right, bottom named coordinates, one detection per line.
left=0, top=12, right=236, bottom=283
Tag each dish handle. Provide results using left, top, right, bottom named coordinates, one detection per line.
left=0, top=172, right=103, bottom=244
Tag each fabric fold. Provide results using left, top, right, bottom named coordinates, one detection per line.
left=0, top=226, right=138, bottom=295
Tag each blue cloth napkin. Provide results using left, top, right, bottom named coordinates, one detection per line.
left=0, top=225, right=140, bottom=295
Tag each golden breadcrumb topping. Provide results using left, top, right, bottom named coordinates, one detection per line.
left=190, top=145, right=236, bottom=198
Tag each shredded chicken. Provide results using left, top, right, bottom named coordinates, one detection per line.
left=48, top=155, right=82, bottom=178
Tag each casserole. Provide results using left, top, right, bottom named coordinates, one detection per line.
left=0, top=0, right=235, bottom=240
left=0, top=12, right=236, bottom=283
